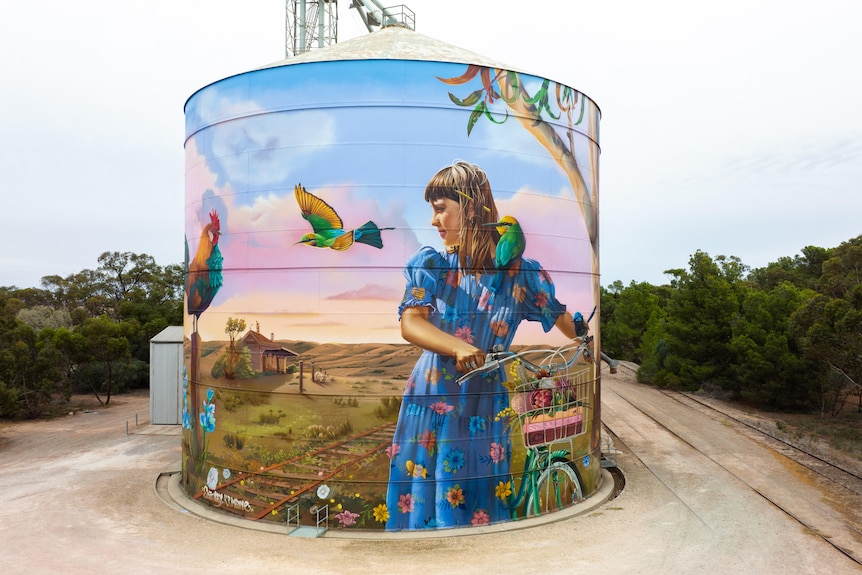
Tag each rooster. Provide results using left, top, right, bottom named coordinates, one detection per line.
left=185, top=209, right=223, bottom=332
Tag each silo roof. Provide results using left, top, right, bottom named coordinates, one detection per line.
left=255, top=25, right=515, bottom=71
left=186, top=25, right=598, bottom=114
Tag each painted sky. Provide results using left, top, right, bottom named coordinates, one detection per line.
left=185, top=58, right=595, bottom=343
left=1, top=0, right=860, bottom=291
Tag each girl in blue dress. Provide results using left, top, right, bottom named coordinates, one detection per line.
left=385, top=161, right=581, bottom=530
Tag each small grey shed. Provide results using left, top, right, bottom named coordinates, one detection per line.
left=149, top=326, right=184, bottom=425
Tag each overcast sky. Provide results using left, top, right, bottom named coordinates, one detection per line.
left=1, top=0, right=859, bottom=289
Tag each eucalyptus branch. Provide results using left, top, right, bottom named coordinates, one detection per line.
left=828, top=362, right=862, bottom=390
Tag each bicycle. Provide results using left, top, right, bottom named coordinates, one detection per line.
left=457, top=333, right=596, bottom=518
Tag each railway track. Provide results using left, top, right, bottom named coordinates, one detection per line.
left=604, top=364, right=862, bottom=566
left=665, top=389, right=862, bottom=497
left=610, top=362, right=862, bottom=496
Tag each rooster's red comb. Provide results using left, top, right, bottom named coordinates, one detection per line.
left=209, top=209, right=220, bottom=230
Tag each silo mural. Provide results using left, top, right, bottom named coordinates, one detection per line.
left=182, top=27, right=602, bottom=532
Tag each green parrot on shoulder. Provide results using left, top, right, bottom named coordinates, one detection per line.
left=484, top=215, right=525, bottom=270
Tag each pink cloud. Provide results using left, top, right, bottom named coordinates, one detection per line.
left=326, top=284, right=402, bottom=301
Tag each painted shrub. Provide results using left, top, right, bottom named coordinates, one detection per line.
left=183, top=30, right=602, bottom=532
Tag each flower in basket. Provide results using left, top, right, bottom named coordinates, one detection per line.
left=529, top=388, right=554, bottom=409
left=537, top=376, right=556, bottom=389
left=554, top=376, right=575, bottom=402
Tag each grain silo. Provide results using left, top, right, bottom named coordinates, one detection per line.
left=182, top=15, right=603, bottom=533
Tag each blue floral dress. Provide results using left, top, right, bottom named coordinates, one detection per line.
left=385, top=246, right=566, bottom=530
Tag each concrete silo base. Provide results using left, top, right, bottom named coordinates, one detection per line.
left=157, top=464, right=617, bottom=539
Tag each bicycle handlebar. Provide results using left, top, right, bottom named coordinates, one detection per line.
left=456, top=335, right=593, bottom=386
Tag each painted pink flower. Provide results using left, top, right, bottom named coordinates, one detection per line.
left=418, top=430, right=437, bottom=455
left=534, top=291, right=549, bottom=308
left=430, top=401, right=455, bottom=415
left=335, top=510, right=359, bottom=527
left=398, top=493, right=415, bottom=513
left=529, top=389, right=554, bottom=409
left=489, top=442, right=506, bottom=464
left=386, top=443, right=400, bottom=459
left=446, top=270, right=461, bottom=288
left=471, top=509, right=490, bottom=526
left=454, top=326, right=474, bottom=344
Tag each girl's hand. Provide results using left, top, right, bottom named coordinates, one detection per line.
left=401, top=306, right=485, bottom=372
left=454, top=348, right=486, bottom=374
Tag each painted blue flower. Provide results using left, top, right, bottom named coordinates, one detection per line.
left=441, top=305, right=459, bottom=324
left=468, top=416, right=487, bottom=436
left=206, top=388, right=215, bottom=402
left=181, top=395, right=190, bottom=429
left=443, top=448, right=466, bottom=473
left=200, top=401, right=216, bottom=433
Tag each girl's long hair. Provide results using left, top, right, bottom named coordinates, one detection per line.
left=424, top=161, right=499, bottom=273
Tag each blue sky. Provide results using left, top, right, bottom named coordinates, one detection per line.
left=183, top=57, right=595, bottom=342
left=1, top=0, right=860, bottom=290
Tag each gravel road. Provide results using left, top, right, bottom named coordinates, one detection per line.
left=0, top=373, right=859, bottom=574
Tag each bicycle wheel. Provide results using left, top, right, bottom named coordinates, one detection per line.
left=526, top=458, right=584, bottom=516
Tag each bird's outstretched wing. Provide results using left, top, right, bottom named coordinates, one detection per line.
left=295, top=184, right=343, bottom=233
left=330, top=233, right=354, bottom=251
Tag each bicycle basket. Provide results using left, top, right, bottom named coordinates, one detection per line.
left=510, top=368, right=590, bottom=448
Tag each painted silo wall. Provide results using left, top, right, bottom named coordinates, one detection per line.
left=183, top=57, right=602, bottom=532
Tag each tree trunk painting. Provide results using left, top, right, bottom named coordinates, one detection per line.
left=440, top=65, right=603, bottom=450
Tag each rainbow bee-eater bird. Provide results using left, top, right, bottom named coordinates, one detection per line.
left=484, top=215, right=525, bottom=270
left=294, top=184, right=393, bottom=250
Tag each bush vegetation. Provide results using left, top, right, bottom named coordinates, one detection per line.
left=601, top=238, right=862, bottom=416
left=2, top=236, right=861, bottom=423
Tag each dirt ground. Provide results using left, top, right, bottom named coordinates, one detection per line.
left=1, top=376, right=860, bottom=574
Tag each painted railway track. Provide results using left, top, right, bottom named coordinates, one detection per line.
left=604, top=366, right=862, bottom=566
left=193, top=422, right=396, bottom=521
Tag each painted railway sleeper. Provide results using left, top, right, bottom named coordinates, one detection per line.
left=192, top=422, right=396, bottom=522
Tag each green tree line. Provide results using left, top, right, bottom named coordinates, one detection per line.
left=601, top=236, right=862, bottom=416
left=2, top=237, right=860, bottom=420
left=0, top=252, right=182, bottom=418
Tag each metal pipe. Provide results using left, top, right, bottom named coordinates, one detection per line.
left=350, top=1, right=374, bottom=32
left=367, top=0, right=397, bottom=24
left=318, top=1, right=325, bottom=48
left=299, top=0, right=307, bottom=52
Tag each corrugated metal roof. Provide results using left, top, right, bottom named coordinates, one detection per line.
left=150, top=325, right=184, bottom=343
left=254, top=25, right=515, bottom=71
